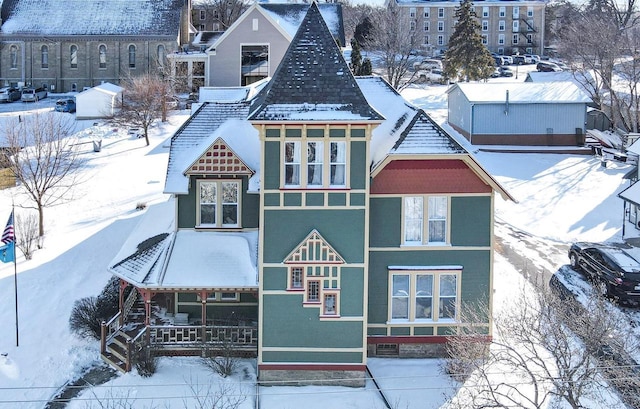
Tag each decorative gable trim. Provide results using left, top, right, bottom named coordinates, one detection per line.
left=186, top=138, right=253, bottom=176
left=284, top=230, right=344, bottom=264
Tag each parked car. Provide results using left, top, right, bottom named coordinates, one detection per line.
left=498, top=66, right=514, bottom=77
left=0, top=87, right=21, bottom=102
left=413, top=58, right=443, bottom=71
left=501, top=56, right=513, bottom=65
left=418, top=68, right=448, bottom=84
left=568, top=242, right=640, bottom=304
left=55, top=98, right=76, bottom=113
left=21, top=87, right=47, bottom=102
left=525, top=54, right=541, bottom=63
left=537, top=61, right=562, bottom=72
left=512, top=55, right=526, bottom=65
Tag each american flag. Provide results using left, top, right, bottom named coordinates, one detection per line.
left=2, top=210, right=14, bottom=244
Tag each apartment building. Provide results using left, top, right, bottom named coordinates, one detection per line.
left=390, top=0, right=547, bottom=57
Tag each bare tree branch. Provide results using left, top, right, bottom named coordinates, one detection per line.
left=2, top=112, right=84, bottom=240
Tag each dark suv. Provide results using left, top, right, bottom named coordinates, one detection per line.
left=569, top=242, right=640, bottom=305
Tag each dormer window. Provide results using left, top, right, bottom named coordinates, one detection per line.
left=197, top=180, right=240, bottom=228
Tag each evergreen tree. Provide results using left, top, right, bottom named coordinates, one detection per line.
left=350, top=38, right=363, bottom=75
left=443, top=0, right=494, bottom=82
left=360, top=58, right=373, bottom=76
left=354, top=16, right=374, bottom=48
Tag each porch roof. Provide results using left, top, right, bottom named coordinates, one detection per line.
left=109, top=200, right=258, bottom=290
left=619, top=181, right=640, bottom=207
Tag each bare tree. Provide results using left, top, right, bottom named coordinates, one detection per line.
left=2, top=113, right=84, bottom=241
left=363, top=4, right=421, bottom=90
left=558, top=0, right=640, bottom=133
left=446, top=278, right=638, bottom=409
left=113, top=73, right=171, bottom=146
left=194, top=0, right=250, bottom=31
left=15, top=211, right=38, bottom=259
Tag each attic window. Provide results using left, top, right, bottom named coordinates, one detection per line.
left=252, top=18, right=258, bottom=31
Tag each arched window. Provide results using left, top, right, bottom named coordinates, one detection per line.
left=41, top=45, right=49, bottom=69
left=157, top=44, right=165, bottom=68
left=70, top=45, right=78, bottom=68
left=128, top=45, right=136, bottom=68
left=10, top=45, right=18, bottom=69
left=99, top=45, right=107, bottom=69
left=71, top=83, right=77, bottom=92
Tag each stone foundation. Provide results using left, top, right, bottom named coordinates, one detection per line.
left=259, top=369, right=366, bottom=387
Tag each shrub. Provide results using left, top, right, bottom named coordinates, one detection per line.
left=69, top=277, right=120, bottom=339
left=134, top=346, right=158, bottom=377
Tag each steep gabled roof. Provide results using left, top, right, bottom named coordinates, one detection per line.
left=391, top=110, right=466, bottom=155
left=164, top=101, right=257, bottom=194
left=0, top=0, right=183, bottom=36
left=249, top=3, right=383, bottom=122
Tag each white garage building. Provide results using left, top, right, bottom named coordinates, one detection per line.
left=76, top=83, right=123, bottom=119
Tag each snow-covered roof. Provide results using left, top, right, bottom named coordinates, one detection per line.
left=259, top=3, right=345, bottom=45
left=161, top=230, right=258, bottom=289
left=620, top=181, right=640, bottom=207
left=198, top=78, right=270, bottom=103
left=0, top=0, right=183, bottom=36
left=451, top=82, right=592, bottom=104
left=164, top=102, right=256, bottom=194
left=80, top=83, right=123, bottom=97
left=249, top=3, right=382, bottom=122
left=109, top=199, right=258, bottom=290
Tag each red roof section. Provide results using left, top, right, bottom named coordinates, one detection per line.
left=371, top=159, right=492, bottom=195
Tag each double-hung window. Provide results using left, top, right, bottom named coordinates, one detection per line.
left=284, top=139, right=346, bottom=188
left=482, top=21, right=488, bottom=31
left=330, top=142, right=346, bottom=187
left=197, top=180, right=240, bottom=228
left=285, top=142, right=301, bottom=186
left=390, top=270, right=459, bottom=322
left=307, top=141, right=323, bottom=186
left=499, top=20, right=505, bottom=31
left=437, top=21, right=444, bottom=32
left=404, top=196, right=448, bottom=245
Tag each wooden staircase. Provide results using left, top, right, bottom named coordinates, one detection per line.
left=100, top=295, right=146, bottom=373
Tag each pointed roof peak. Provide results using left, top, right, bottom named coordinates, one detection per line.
left=249, top=2, right=383, bottom=122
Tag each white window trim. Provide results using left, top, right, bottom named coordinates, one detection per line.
left=283, top=136, right=348, bottom=189
left=388, top=269, right=461, bottom=323
left=402, top=195, right=451, bottom=246
left=196, top=179, right=241, bottom=228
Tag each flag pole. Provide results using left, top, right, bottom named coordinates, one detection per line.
left=13, top=236, right=18, bottom=347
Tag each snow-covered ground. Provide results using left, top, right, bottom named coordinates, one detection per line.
left=0, top=65, right=635, bottom=408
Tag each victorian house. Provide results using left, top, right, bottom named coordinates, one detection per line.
left=102, top=3, right=513, bottom=386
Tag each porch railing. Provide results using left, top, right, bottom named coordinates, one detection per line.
left=149, top=325, right=258, bottom=350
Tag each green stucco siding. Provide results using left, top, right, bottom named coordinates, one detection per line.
left=369, top=197, right=402, bottom=247
left=367, top=250, right=491, bottom=324
left=337, top=267, right=364, bottom=316
left=264, top=142, right=281, bottom=190
left=262, top=295, right=363, bottom=348
left=261, top=351, right=363, bottom=364
left=350, top=141, right=367, bottom=190
left=265, top=128, right=280, bottom=138
left=263, top=210, right=366, bottom=263
left=451, top=196, right=491, bottom=246
left=263, top=266, right=287, bottom=291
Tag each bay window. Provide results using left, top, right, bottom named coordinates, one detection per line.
left=197, top=180, right=240, bottom=228
left=389, top=270, right=459, bottom=322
